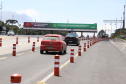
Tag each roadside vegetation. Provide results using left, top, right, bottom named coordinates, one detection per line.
left=98, top=28, right=126, bottom=40
left=112, top=28, right=126, bottom=40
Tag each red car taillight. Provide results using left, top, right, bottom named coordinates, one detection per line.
left=41, top=41, right=44, bottom=45
left=74, top=37, right=77, bottom=39
left=58, top=42, right=62, bottom=45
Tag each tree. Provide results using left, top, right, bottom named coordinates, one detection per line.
left=97, top=30, right=106, bottom=37
left=6, top=20, right=18, bottom=25
left=6, top=20, right=19, bottom=34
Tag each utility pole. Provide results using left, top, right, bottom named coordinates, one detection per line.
left=122, top=5, right=125, bottom=38
left=111, top=23, right=112, bottom=35
left=0, top=1, right=2, bottom=21
left=103, top=19, right=123, bottom=36
left=116, top=18, right=117, bottom=30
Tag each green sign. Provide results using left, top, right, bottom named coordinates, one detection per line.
left=24, top=22, right=97, bottom=30
left=53, top=23, right=97, bottom=29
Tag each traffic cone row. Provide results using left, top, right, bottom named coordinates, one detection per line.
left=10, top=37, right=112, bottom=83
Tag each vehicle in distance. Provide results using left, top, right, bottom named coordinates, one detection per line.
left=64, top=33, right=80, bottom=46
left=40, top=34, right=67, bottom=55
left=7, top=30, right=14, bottom=36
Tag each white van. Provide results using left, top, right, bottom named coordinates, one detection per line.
left=7, top=30, right=14, bottom=36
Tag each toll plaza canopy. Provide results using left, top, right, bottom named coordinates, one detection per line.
left=23, top=22, right=97, bottom=32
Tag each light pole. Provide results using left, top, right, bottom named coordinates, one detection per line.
left=110, top=23, right=112, bottom=36
left=122, top=5, right=125, bottom=38
left=116, top=18, right=117, bottom=30
left=105, top=23, right=106, bottom=34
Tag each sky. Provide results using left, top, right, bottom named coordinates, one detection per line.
left=0, top=0, right=126, bottom=36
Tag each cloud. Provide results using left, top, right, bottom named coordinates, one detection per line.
left=16, top=9, right=39, bottom=19
left=2, top=11, right=32, bottom=25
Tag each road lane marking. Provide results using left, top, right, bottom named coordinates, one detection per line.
left=1, top=58, right=6, bottom=59
left=61, top=64, right=66, bottom=66
left=37, top=81, right=46, bottom=84
left=17, top=53, right=25, bottom=56
left=3, top=57, right=8, bottom=58
left=0, top=57, right=9, bottom=60
left=26, top=52, right=30, bottom=53
left=36, top=50, right=83, bottom=83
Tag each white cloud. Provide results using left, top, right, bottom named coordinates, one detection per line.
left=16, top=9, right=39, bottom=19
left=2, top=11, right=32, bottom=25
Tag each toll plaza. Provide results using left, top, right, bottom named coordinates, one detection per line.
left=23, top=22, right=97, bottom=36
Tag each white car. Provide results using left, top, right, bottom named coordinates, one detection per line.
left=7, top=31, right=14, bottom=36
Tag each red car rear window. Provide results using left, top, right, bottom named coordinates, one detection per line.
left=43, top=36, right=59, bottom=41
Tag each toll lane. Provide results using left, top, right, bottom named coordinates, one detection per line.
left=0, top=40, right=86, bottom=84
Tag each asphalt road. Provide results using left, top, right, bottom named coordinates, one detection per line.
left=46, top=39, right=126, bottom=84
left=0, top=36, right=126, bottom=84
left=0, top=35, right=87, bottom=84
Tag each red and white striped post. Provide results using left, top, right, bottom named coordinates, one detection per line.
left=70, top=48, right=74, bottom=63
left=87, top=41, right=89, bottom=48
left=0, top=38, right=2, bottom=47
left=16, top=37, right=18, bottom=44
left=94, top=39, right=96, bottom=44
left=84, top=43, right=86, bottom=51
left=32, top=42, right=35, bottom=51
left=28, top=37, right=30, bottom=43
left=90, top=40, right=92, bottom=46
left=37, top=37, right=39, bottom=42
left=54, top=55, right=60, bottom=76
left=12, top=44, right=16, bottom=56
left=10, top=73, right=21, bottom=84
left=78, top=45, right=81, bottom=56
left=92, top=39, right=94, bottom=45
left=82, top=37, right=83, bottom=41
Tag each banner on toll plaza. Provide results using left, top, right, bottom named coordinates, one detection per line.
left=24, top=22, right=97, bottom=30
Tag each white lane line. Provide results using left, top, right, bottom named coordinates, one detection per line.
left=17, top=53, right=25, bottom=56
left=37, top=49, right=84, bottom=84
left=1, top=58, right=6, bottom=59
left=0, top=57, right=8, bottom=60
left=1, top=46, right=6, bottom=47
left=17, top=54, right=22, bottom=56
left=109, top=40, right=116, bottom=46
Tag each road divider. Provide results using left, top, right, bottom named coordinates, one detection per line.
left=10, top=73, right=21, bottom=84
left=12, top=44, right=16, bottom=56
left=16, top=37, right=18, bottom=44
left=81, top=37, right=83, bottom=41
left=37, top=37, right=39, bottom=42
left=87, top=41, right=89, bottom=48
left=70, top=48, right=74, bottom=63
left=90, top=40, right=92, bottom=46
left=28, top=37, right=30, bottom=43
left=0, top=38, right=2, bottom=47
left=32, top=42, right=36, bottom=52
left=78, top=45, right=81, bottom=56
left=84, top=43, right=86, bottom=51
left=54, top=55, right=60, bottom=76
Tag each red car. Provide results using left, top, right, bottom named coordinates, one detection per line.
left=40, top=34, right=67, bottom=55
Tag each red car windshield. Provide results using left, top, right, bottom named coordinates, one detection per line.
left=43, top=36, right=59, bottom=41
